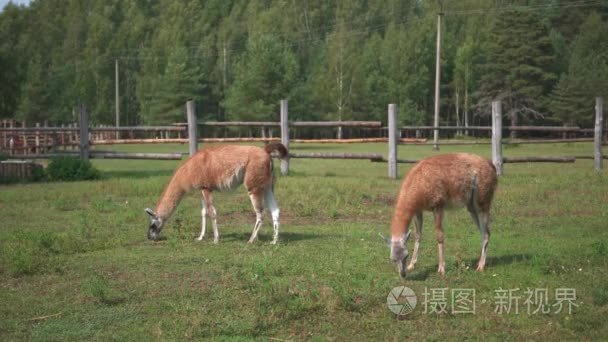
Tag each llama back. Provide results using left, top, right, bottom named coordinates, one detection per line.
left=180, top=145, right=270, bottom=190
left=397, top=153, right=497, bottom=211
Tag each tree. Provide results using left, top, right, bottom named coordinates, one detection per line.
left=0, top=2, right=27, bottom=119
left=549, top=12, right=608, bottom=127
left=223, top=35, right=299, bottom=122
left=16, top=56, right=49, bottom=123
left=478, top=8, right=557, bottom=137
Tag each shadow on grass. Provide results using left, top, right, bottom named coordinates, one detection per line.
left=102, top=169, right=174, bottom=179
left=209, top=231, right=335, bottom=243
left=482, top=253, right=532, bottom=268
left=404, top=253, right=533, bottom=281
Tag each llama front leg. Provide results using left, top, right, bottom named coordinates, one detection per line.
left=197, top=193, right=208, bottom=241
left=264, top=188, right=280, bottom=244
left=476, top=211, right=491, bottom=271
left=407, top=212, right=423, bottom=271
left=202, top=190, right=220, bottom=243
left=247, top=191, right=264, bottom=243
left=209, top=204, right=219, bottom=244
left=434, top=209, right=446, bottom=275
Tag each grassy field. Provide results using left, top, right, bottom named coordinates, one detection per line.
left=1, top=142, right=607, bottom=340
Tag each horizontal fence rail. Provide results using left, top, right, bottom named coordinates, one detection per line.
left=0, top=98, right=604, bottom=176
left=393, top=125, right=588, bottom=132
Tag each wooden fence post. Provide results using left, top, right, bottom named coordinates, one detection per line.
left=595, top=97, right=604, bottom=173
left=1, top=120, right=6, bottom=151
left=280, top=99, right=289, bottom=175
left=388, top=103, right=398, bottom=179
left=187, top=100, right=198, bottom=157
left=35, top=122, right=40, bottom=154
left=79, top=105, right=89, bottom=162
left=492, top=100, right=503, bottom=176
left=21, top=120, right=27, bottom=155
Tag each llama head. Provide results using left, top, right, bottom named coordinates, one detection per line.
left=390, top=230, right=411, bottom=278
left=145, top=208, right=164, bottom=241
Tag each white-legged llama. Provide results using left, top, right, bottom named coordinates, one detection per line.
left=387, top=153, right=497, bottom=277
left=145, top=143, right=288, bottom=244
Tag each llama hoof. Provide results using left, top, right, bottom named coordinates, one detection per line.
left=476, top=265, right=485, bottom=272
left=270, top=240, right=278, bottom=245
left=213, top=239, right=219, bottom=244
left=196, top=236, right=204, bottom=241
left=437, top=267, right=445, bottom=276
left=406, top=264, right=415, bottom=271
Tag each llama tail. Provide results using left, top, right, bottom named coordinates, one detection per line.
left=264, top=142, right=288, bottom=159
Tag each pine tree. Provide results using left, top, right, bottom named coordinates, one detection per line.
left=478, top=8, right=557, bottom=137
left=223, top=35, right=299, bottom=122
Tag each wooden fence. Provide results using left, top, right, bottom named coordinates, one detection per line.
left=1, top=97, right=605, bottom=177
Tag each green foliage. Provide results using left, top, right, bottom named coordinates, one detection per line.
left=46, top=157, right=101, bottom=181
left=478, top=8, right=558, bottom=128
left=224, top=35, right=299, bottom=121
left=549, top=13, right=608, bottom=127
left=0, top=0, right=607, bottom=129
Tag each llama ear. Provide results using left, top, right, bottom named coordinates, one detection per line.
left=145, top=208, right=157, bottom=217
left=378, top=233, right=391, bottom=247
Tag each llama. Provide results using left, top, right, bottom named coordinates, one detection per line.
left=145, top=143, right=288, bottom=244
left=387, top=153, right=497, bottom=277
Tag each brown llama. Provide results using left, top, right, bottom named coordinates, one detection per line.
left=145, top=143, right=288, bottom=244
left=387, top=153, right=497, bottom=277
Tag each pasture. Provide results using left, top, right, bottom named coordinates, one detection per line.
left=1, top=142, right=607, bottom=340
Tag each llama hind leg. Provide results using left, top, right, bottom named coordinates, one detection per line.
left=476, top=211, right=491, bottom=272
left=264, top=188, right=280, bottom=244
left=247, top=191, right=264, bottom=243
left=468, top=202, right=490, bottom=271
left=434, top=209, right=446, bottom=275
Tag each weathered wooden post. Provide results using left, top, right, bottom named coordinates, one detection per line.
left=187, top=100, right=198, bottom=157
left=79, top=105, right=90, bottom=162
left=492, top=100, right=503, bottom=176
left=1, top=120, right=6, bottom=151
left=595, top=97, right=604, bottom=173
left=35, top=122, right=40, bottom=155
left=21, top=120, right=27, bottom=155
left=280, top=99, right=289, bottom=175
left=388, top=103, right=398, bottom=179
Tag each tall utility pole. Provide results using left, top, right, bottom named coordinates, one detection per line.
left=433, top=1, right=444, bottom=150
left=115, top=59, right=120, bottom=140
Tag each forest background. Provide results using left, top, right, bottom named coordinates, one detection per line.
left=0, top=0, right=607, bottom=131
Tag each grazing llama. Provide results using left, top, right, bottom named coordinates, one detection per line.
left=145, top=143, right=288, bottom=244
left=387, top=153, right=497, bottom=277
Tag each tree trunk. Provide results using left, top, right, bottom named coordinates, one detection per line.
left=510, top=110, right=518, bottom=139
left=455, top=91, right=461, bottom=135
left=464, top=88, right=469, bottom=136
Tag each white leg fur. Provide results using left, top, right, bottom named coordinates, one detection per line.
left=264, top=189, right=280, bottom=244
left=476, top=211, right=490, bottom=271
left=197, top=196, right=207, bottom=241
left=407, top=213, right=423, bottom=270
left=209, top=205, right=219, bottom=243
left=248, top=193, right=264, bottom=243
left=434, top=209, right=446, bottom=275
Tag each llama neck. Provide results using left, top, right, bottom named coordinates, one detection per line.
left=390, top=195, right=414, bottom=239
left=155, top=173, right=188, bottom=220
left=390, top=211, right=413, bottom=240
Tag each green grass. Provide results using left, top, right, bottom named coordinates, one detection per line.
left=1, top=142, right=607, bottom=340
